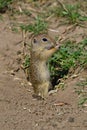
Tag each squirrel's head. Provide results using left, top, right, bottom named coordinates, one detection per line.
left=31, top=34, right=60, bottom=60
left=31, top=34, right=55, bottom=51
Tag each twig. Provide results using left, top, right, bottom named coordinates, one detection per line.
left=56, top=0, right=68, bottom=12
left=21, top=30, right=27, bottom=56
left=46, top=14, right=55, bottom=21
left=48, top=28, right=59, bottom=33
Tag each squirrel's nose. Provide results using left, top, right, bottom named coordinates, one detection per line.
left=45, top=45, right=54, bottom=50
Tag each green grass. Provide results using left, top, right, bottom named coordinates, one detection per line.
left=48, top=39, right=87, bottom=85
left=75, top=79, right=87, bottom=105
left=20, top=16, right=48, bottom=35
left=23, top=55, right=30, bottom=69
left=52, top=4, right=87, bottom=24
left=0, top=0, right=13, bottom=12
left=78, top=97, right=87, bottom=105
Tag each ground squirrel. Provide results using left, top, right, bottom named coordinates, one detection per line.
left=29, top=34, right=60, bottom=99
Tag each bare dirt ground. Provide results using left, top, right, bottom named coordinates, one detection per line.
left=0, top=0, right=87, bottom=130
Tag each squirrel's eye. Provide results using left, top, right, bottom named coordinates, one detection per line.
left=42, top=38, right=48, bottom=42
left=33, top=38, right=37, bottom=44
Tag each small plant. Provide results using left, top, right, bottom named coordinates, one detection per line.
left=75, top=78, right=87, bottom=105
left=53, top=4, right=87, bottom=24
left=0, top=0, right=13, bottom=13
left=22, top=55, right=30, bottom=80
left=78, top=97, right=87, bottom=105
left=62, top=5, right=80, bottom=23
left=23, top=55, right=30, bottom=69
left=20, top=16, right=48, bottom=35
left=22, top=9, right=31, bottom=16
left=48, top=39, right=87, bottom=85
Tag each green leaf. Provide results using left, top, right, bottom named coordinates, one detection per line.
left=79, top=16, right=87, bottom=21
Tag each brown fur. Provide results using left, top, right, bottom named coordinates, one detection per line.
left=29, top=34, right=60, bottom=98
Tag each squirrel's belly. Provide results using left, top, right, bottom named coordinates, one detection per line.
left=30, top=63, right=50, bottom=84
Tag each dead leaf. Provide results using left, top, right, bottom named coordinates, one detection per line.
left=54, top=102, right=70, bottom=106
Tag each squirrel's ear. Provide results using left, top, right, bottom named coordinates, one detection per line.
left=33, top=38, right=37, bottom=44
